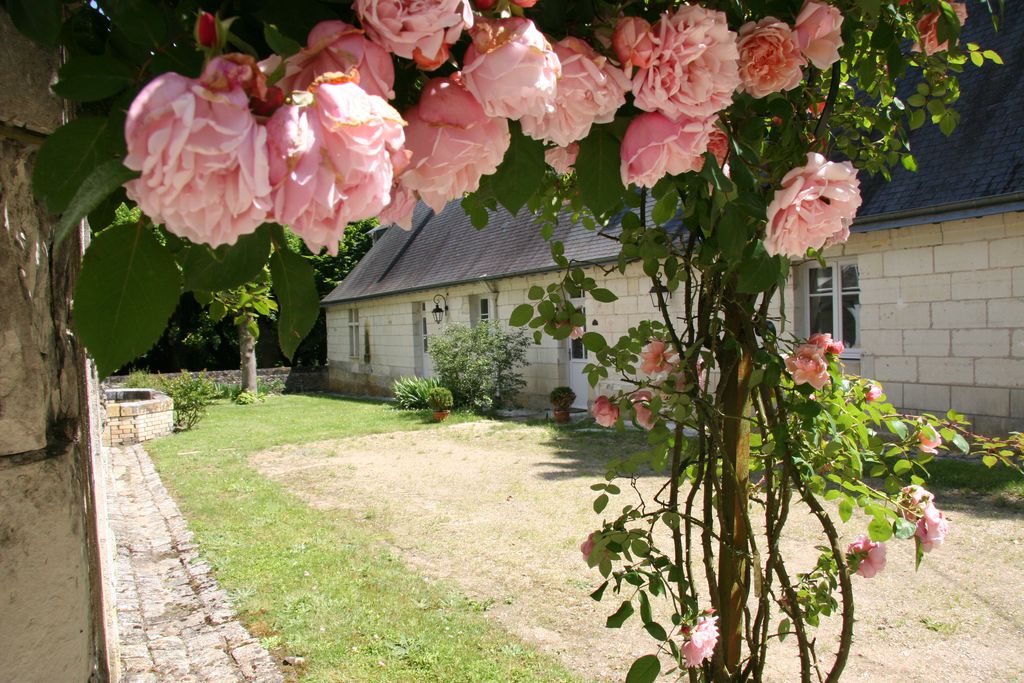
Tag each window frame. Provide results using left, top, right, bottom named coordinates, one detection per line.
left=347, top=308, right=361, bottom=360
left=801, top=260, right=861, bottom=360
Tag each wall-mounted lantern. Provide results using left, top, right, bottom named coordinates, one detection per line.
left=649, top=283, right=672, bottom=309
left=431, top=294, right=448, bottom=324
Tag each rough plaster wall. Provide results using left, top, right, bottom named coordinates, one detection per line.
left=0, top=11, right=108, bottom=682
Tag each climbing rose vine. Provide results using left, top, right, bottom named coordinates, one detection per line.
left=10, top=0, right=1021, bottom=680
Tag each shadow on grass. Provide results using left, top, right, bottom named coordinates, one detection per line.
left=529, top=422, right=653, bottom=481
left=923, top=457, right=1024, bottom=516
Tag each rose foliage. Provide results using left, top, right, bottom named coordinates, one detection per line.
left=9, top=0, right=1021, bottom=681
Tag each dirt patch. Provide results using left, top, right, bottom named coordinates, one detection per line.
left=251, top=423, right=1024, bottom=682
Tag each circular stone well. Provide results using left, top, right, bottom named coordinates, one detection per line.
left=103, top=388, right=174, bottom=446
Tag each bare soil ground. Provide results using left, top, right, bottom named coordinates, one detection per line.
left=251, top=422, right=1024, bottom=683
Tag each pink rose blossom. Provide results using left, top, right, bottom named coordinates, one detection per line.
left=794, top=0, right=845, bottom=70
left=612, top=16, right=656, bottom=69
left=808, top=332, right=845, bottom=356
left=900, top=484, right=935, bottom=521
left=399, top=74, right=511, bottom=213
left=865, top=384, right=883, bottom=402
left=784, top=343, right=830, bottom=390
left=554, top=320, right=585, bottom=339
left=124, top=55, right=271, bottom=247
left=546, top=143, right=579, bottom=175
left=631, top=390, right=656, bottom=430
left=377, top=182, right=418, bottom=229
left=355, top=0, right=472, bottom=70
left=916, top=502, right=950, bottom=552
left=847, top=535, right=887, bottom=578
left=520, top=36, right=629, bottom=147
left=737, top=18, right=806, bottom=98
left=592, top=395, right=620, bottom=428
left=266, top=75, right=408, bottom=254
left=621, top=112, right=716, bottom=188
left=274, top=21, right=395, bottom=100
left=632, top=5, right=740, bottom=120
left=707, top=126, right=729, bottom=168
left=681, top=614, right=719, bottom=668
left=764, top=152, right=862, bottom=258
left=580, top=532, right=596, bottom=562
left=639, top=340, right=679, bottom=377
left=462, top=17, right=561, bottom=120
left=915, top=3, right=968, bottom=55
left=917, top=427, right=942, bottom=455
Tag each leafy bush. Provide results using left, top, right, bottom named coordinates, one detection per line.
left=122, top=369, right=165, bottom=389
left=163, top=371, right=218, bottom=430
left=214, top=381, right=243, bottom=401
left=392, top=376, right=442, bottom=410
left=234, top=390, right=261, bottom=405
left=259, top=377, right=286, bottom=395
left=550, top=386, right=576, bottom=409
left=426, top=387, right=453, bottom=411
left=427, top=322, right=530, bottom=413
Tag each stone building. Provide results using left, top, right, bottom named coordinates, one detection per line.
left=324, top=9, right=1023, bottom=433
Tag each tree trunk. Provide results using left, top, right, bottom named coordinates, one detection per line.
left=0, top=12, right=112, bottom=680
left=714, top=297, right=754, bottom=681
left=239, top=315, right=258, bottom=393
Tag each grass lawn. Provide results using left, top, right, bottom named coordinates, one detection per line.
left=147, top=394, right=582, bottom=683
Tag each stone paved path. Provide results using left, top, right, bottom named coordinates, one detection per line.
left=108, top=445, right=283, bottom=683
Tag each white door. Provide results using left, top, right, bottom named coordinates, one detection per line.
left=567, top=307, right=589, bottom=409
left=415, top=303, right=434, bottom=377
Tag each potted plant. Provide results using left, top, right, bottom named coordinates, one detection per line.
left=550, top=386, right=576, bottom=424
left=427, top=387, right=454, bottom=422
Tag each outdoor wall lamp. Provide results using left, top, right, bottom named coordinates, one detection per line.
left=431, top=294, right=448, bottom=324
left=649, top=283, right=672, bottom=309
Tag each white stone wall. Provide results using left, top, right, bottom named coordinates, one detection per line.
left=816, top=211, right=1024, bottom=433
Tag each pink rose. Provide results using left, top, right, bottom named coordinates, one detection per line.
left=377, top=182, right=418, bottom=229
left=847, top=535, right=887, bottom=578
left=399, top=74, right=511, bottom=213
left=900, top=484, right=935, bottom=521
left=124, top=55, right=271, bottom=247
left=916, top=503, right=950, bottom=552
left=639, top=340, right=678, bottom=378
left=764, top=152, right=862, bottom=258
left=612, top=16, right=656, bottom=69
left=793, top=0, right=844, bottom=70
left=808, top=332, right=845, bottom=356
left=707, top=127, right=729, bottom=168
left=545, top=143, right=579, bottom=175
left=592, top=395, right=620, bottom=428
left=632, top=5, right=740, bottom=120
left=520, top=36, right=629, bottom=146
left=784, top=343, right=830, bottom=390
left=917, top=427, right=942, bottom=455
left=737, top=18, right=806, bottom=98
left=274, top=21, right=395, bottom=100
left=631, top=390, right=656, bottom=430
left=681, top=614, right=719, bottom=668
left=580, top=532, right=596, bottom=562
left=462, top=17, right=561, bottom=120
left=266, top=75, right=408, bottom=254
left=355, top=0, right=472, bottom=70
left=621, top=112, right=716, bottom=188
left=914, top=3, right=968, bottom=55
left=865, top=384, right=883, bottom=402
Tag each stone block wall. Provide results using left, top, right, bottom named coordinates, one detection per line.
left=103, top=393, right=174, bottom=446
left=104, top=366, right=328, bottom=394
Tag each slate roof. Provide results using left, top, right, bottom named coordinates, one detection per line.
left=856, top=6, right=1024, bottom=229
left=326, top=10, right=1023, bottom=305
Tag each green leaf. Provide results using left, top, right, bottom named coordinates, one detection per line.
left=491, top=123, right=545, bottom=215
left=643, top=621, right=667, bottom=641
left=606, top=600, right=634, bottom=629
left=581, top=332, right=607, bottom=352
left=33, top=117, right=122, bottom=214
left=56, top=161, right=139, bottom=245
left=180, top=226, right=273, bottom=292
left=778, top=618, right=791, bottom=642
left=73, top=223, right=182, bottom=377
left=590, top=581, right=608, bottom=602
left=270, top=246, right=319, bottom=360
left=7, top=0, right=62, bottom=46
left=509, top=303, right=534, bottom=327
left=952, top=433, right=969, bottom=454
left=53, top=56, right=135, bottom=102
left=893, top=517, right=917, bottom=540
left=108, top=0, right=168, bottom=47
left=738, top=242, right=784, bottom=294
left=527, top=285, right=545, bottom=300
left=264, top=24, right=302, bottom=58
left=577, top=128, right=625, bottom=216
left=868, top=516, right=893, bottom=542
left=651, top=191, right=678, bottom=225
left=893, top=459, right=913, bottom=475
left=593, top=493, right=609, bottom=514
left=590, top=288, right=618, bottom=303
left=625, top=654, right=661, bottom=683
left=638, top=591, right=653, bottom=624
left=717, top=205, right=749, bottom=263
left=838, top=497, right=854, bottom=523
left=982, top=454, right=997, bottom=468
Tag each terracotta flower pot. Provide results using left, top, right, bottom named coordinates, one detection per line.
left=433, top=409, right=450, bottom=422
left=553, top=408, right=571, bottom=424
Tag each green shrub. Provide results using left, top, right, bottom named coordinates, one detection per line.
left=426, top=386, right=454, bottom=411
left=427, top=322, right=530, bottom=413
left=214, top=381, right=243, bottom=401
left=392, top=376, right=442, bottom=409
left=233, top=390, right=261, bottom=405
left=259, top=377, right=286, bottom=395
left=550, top=386, right=576, bottom=409
left=122, top=369, right=165, bottom=389
left=164, top=371, right=218, bottom=430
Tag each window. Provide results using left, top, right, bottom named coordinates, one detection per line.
left=479, top=297, right=490, bottom=322
left=804, top=262, right=860, bottom=354
left=347, top=309, right=360, bottom=359
left=469, top=295, right=492, bottom=325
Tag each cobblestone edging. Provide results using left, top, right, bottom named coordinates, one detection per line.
left=108, top=445, right=283, bottom=683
